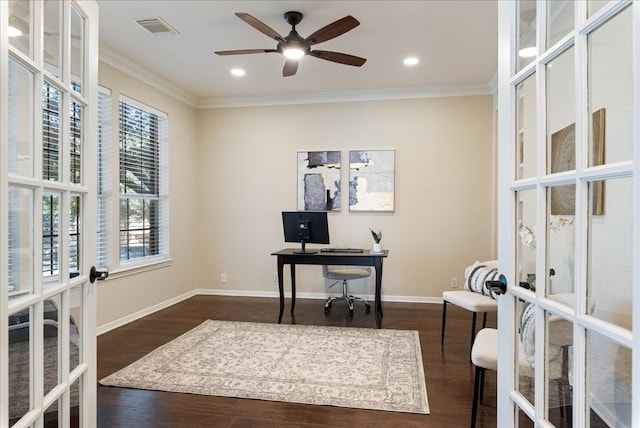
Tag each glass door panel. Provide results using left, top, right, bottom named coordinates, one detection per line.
left=69, top=285, right=83, bottom=371
left=516, top=75, right=537, bottom=180
left=8, top=0, right=32, bottom=58
left=586, top=330, right=631, bottom=426
left=43, top=192, right=61, bottom=282
left=517, top=188, right=537, bottom=290
left=547, top=1, right=574, bottom=48
left=70, top=5, right=85, bottom=93
left=546, top=310, right=573, bottom=424
left=547, top=184, right=575, bottom=299
left=43, top=295, right=62, bottom=398
left=588, top=6, right=632, bottom=165
left=43, top=0, right=62, bottom=78
left=547, top=47, right=575, bottom=175
left=8, top=186, right=34, bottom=297
left=517, top=0, right=537, bottom=72
left=587, top=177, right=632, bottom=328
left=517, top=298, right=536, bottom=406
left=8, top=57, right=34, bottom=177
left=8, top=306, right=33, bottom=423
left=43, top=81, right=62, bottom=182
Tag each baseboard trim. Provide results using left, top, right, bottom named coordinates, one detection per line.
left=97, top=290, right=197, bottom=335
left=97, top=289, right=441, bottom=335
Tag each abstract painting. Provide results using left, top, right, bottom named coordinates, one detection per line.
left=349, top=150, right=395, bottom=212
left=297, top=151, right=341, bottom=211
left=550, top=108, right=605, bottom=215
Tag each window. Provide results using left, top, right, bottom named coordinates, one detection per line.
left=97, top=91, right=169, bottom=270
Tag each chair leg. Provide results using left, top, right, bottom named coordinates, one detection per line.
left=482, top=311, right=488, bottom=328
left=441, top=301, right=448, bottom=346
left=470, top=312, right=477, bottom=356
left=471, top=366, right=484, bottom=428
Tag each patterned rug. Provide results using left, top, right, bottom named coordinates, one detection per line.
left=99, top=320, right=429, bottom=414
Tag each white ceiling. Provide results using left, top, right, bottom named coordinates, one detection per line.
left=97, top=0, right=497, bottom=107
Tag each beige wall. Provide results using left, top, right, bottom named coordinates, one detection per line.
left=196, top=96, right=496, bottom=301
left=95, top=62, right=495, bottom=329
left=96, top=62, right=201, bottom=327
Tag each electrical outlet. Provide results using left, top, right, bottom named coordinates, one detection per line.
left=272, top=272, right=278, bottom=282
left=451, top=277, right=458, bottom=288
left=220, top=273, right=227, bottom=284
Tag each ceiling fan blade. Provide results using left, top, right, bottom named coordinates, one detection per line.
left=304, top=16, right=360, bottom=46
left=283, top=59, right=299, bottom=77
left=215, top=49, right=277, bottom=55
left=309, top=50, right=367, bottom=67
left=235, top=13, right=287, bottom=43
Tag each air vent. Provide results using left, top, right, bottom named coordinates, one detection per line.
left=135, top=17, right=178, bottom=35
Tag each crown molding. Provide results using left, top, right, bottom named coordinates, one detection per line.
left=196, top=83, right=494, bottom=109
left=99, top=44, right=494, bottom=109
left=99, top=44, right=199, bottom=107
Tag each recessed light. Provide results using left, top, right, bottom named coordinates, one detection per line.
left=519, top=47, right=537, bottom=58
left=231, top=68, right=245, bottom=77
left=403, top=57, right=419, bottom=66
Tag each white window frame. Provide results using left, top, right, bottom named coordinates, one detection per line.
left=97, top=90, right=171, bottom=278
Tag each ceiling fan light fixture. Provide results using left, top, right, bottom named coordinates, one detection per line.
left=519, top=46, right=537, bottom=58
left=403, top=57, right=419, bottom=66
left=8, top=16, right=28, bottom=37
left=283, top=47, right=305, bottom=60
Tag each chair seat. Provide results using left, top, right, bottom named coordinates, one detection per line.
left=323, top=267, right=371, bottom=281
left=471, top=328, right=535, bottom=377
left=443, top=290, right=498, bottom=313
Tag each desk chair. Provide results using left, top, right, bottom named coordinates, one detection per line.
left=322, top=265, right=371, bottom=314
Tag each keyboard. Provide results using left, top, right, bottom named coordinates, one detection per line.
left=320, top=248, right=363, bottom=253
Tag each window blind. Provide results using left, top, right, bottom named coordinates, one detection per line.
left=96, top=87, right=112, bottom=268
left=118, top=96, right=169, bottom=262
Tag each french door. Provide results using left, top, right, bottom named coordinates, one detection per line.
left=1, top=1, right=99, bottom=427
left=497, top=0, right=638, bottom=426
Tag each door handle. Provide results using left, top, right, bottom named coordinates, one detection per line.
left=90, top=266, right=109, bottom=283
left=486, top=274, right=507, bottom=295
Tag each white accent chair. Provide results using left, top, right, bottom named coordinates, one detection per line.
left=470, top=325, right=572, bottom=427
left=322, top=265, right=371, bottom=314
left=441, top=260, right=499, bottom=355
left=441, top=290, right=498, bottom=353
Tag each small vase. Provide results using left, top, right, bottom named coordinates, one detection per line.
left=372, top=243, right=382, bottom=253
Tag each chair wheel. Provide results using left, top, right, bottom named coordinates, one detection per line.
left=324, top=303, right=331, bottom=314
left=365, top=303, right=371, bottom=313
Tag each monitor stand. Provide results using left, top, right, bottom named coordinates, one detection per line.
left=293, top=240, right=317, bottom=255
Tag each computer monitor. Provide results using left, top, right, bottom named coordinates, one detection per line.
left=281, top=211, right=330, bottom=254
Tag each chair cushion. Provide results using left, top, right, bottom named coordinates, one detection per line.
left=443, top=290, right=498, bottom=313
left=323, top=267, right=371, bottom=280
left=472, top=328, right=535, bottom=377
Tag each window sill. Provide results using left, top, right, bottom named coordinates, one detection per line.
left=103, top=257, right=173, bottom=281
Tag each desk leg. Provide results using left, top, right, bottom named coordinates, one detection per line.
left=374, top=259, right=384, bottom=329
left=277, top=258, right=285, bottom=324
left=290, top=264, right=296, bottom=314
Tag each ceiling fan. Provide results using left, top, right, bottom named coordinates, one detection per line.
left=215, top=11, right=366, bottom=77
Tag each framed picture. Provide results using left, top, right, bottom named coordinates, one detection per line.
left=550, top=108, right=605, bottom=215
left=296, top=151, right=341, bottom=211
left=348, top=150, right=395, bottom=212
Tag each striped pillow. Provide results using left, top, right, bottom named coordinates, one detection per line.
left=464, top=260, right=499, bottom=299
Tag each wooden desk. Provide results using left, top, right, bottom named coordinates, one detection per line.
left=271, top=248, right=389, bottom=328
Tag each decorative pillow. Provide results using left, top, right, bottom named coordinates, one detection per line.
left=464, top=260, right=499, bottom=299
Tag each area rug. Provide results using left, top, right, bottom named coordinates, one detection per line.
left=99, top=320, right=429, bottom=414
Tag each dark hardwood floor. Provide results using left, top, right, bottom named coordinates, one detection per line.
left=98, top=295, right=498, bottom=427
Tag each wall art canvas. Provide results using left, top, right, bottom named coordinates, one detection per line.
left=297, top=151, right=341, bottom=211
left=349, top=150, right=395, bottom=212
left=550, top=108, right=605, bottom=215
